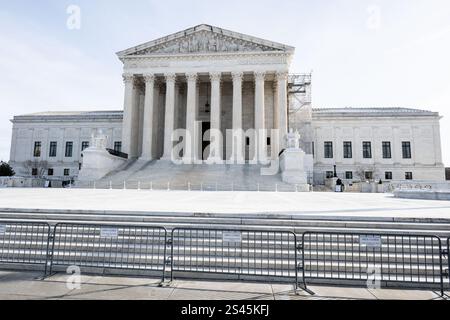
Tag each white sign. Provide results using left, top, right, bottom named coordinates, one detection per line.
left=0, top=224, right=6, bottom=235
left=100, top=227, right=119, bottom=239
left=360, top=235, right=382, bottom=248
left=222, top=231, right=242, bottom=244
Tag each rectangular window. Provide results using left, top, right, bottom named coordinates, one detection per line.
left=363, top=142, right=372, bottom=159
left=365, top=171, right=373, bottom=180
left=65, top=142, right=73, bottom=157
left=64, top=169, right=70, bottom=176
left=49, top=142, right=57, bottom=158
left=385, top=171, right=393, bottom=180
left=33, top=142, right=41, bottom=157
left=324, top=141, right=333, bottom=159
left=312, top=142, right=315, bottom=158
left=326, top=171, right=334, bottom=179
left=32, top=168, right=38, bottom=176
left=47, top=168, right=54, bottom=176
left=345, top=171, right=353, bottom=180
left=405, top=172, right=413, bottom=180
left=382, top=142, right=392, bottom=159
left=343, top=141, right=352, bottom=159
left=81, top=141, right=90, bottom=151
left=402, top=142, right=412, bottom=159
left=267, top=137, right=271, bottom=146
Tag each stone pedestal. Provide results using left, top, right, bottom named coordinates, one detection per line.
left=279, top=129, right=310, bottom=191
left=279, top=149, right=308, bottom=186
left=78, top=149, right=127, bottom=182
left=78, top=132, right=127, bottom=182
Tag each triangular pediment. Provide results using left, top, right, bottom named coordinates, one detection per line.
left=117, top=24, right=294, bottom=57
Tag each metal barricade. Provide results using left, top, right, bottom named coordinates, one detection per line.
left=301, top=232, right=444, bottom=295
left=170, top=228, right=298, bottom=286
left=49, top=223, right=167, bottom=281
left=0, top=221, right=51, bottom=275
left=446, top=238, right=450, bottom=290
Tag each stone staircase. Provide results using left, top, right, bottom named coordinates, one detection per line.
left=1, top=208, right=450, bottom=237
left=76, top=160, right=301, bottom=192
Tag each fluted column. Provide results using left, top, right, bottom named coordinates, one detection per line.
left=208, top=72, right=223, bottom=162
left=162, top=73, right=177, bottom=160
left=184, top=73, right=198, bottom=163
left=254, top=71, right=266, bottom=162
left=122, top=73, right=136, bottom=157
left=276, top=71, right=288, bottom=150
left=272, top=81, right=280, bottom=159
left=231, top=72, right=244, bottom=162
left=141, top=74, right=155, bottom=160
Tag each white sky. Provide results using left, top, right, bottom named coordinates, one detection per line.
left=0, top=0, right=449, bottom=165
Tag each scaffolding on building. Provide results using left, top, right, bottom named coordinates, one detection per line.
left=288, top=73, right=312, bottom=114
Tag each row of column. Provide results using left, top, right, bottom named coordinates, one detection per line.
left=122, top=71, right=289, bottom=162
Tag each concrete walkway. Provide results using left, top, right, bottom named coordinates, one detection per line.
left=0, top=189, right=450, bottom=219
left=0, top=271, right=446, bottom=300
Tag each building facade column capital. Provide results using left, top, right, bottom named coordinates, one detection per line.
left=143, top=73, right=156, bottom=84
left=276, top=71, right=289, bottom=81
left=254, top=71, right=266, bottom=82
left=186, top=72, right=198, bottom=82
left=165, top=73, right=177, bottom=83
left=122, top=73, right=135, bottom=84
left=231, top=71, right=244, bottom=82
left=209, top=72, right=222, bottom=82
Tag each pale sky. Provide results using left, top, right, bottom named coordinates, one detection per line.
left=1, top=0, right=449, bottom=165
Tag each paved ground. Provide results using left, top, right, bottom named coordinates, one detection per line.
left=0, top=189, right=449, bottom=219
left=0, top=270, right=446, bottom=300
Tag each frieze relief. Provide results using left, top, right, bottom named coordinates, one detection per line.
left=130, top=31, right=282, bottom=55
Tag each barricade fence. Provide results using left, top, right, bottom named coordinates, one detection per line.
left=170, top=228, right=298, bottom=284
left=49, top=223, right=167, bottom=281
left=0, top=221, right=51, bottom=274
left=446, top=238, right=449, bottom=287
left=301, top=232, right=445, bottom=295
left=0, top=223, right=449, bottom=295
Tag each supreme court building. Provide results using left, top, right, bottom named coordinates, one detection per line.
left=8, top=24, right=446, bottom=188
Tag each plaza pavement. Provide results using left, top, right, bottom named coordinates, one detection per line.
left=0, top=188, right=449, bottom=219
left=0, top=270, right=446, bottom=300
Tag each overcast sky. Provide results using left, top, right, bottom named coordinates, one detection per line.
left=1, top=0, right=449, bottom=165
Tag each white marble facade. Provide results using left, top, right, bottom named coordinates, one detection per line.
left=7, top=25, right=447, bottom=185
left=117, top=24, right=292, bottom=163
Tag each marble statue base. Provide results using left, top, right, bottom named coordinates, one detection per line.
left=279, top=148, right=310, bottom=191
left=78, top=148, right=127, bottom=182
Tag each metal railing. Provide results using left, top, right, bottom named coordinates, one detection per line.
left=446, top=238, right=449, bottom=289
left=0, top=224, right=448, bottom=295
left=49, top=223, right=167, bottom=281
left=170, top=228, right=298, bottom=286
left=0, top=221, right=51, bottom=275
left=76, top=180, right=308, bottom=193
left=301, top=232, right=445, bottom=295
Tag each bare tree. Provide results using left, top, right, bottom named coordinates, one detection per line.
left=354, top=166, right=376, bottom=182
left=23, top=160, right=49, bottom=178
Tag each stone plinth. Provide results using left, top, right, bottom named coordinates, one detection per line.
left=78, top=148, right=127, bottom=182
left=279, top=149, right=308, bottom=187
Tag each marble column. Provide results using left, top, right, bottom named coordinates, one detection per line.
left=209, top=72, right=222, bottom=162
left=231, top=72, right=244, bottom=162
left=121, top=73, right=136, bottom=158
left=162, top=73, right=177, bottom=160
left=141, top=73, right=155, bottom=160
left=254, top=71, right=266, bottom=162
left=276, top=71, right=289, bottom=150
left=272, top=81, right=280, bottom=159
left=184, top=73, right=198, bottom=163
